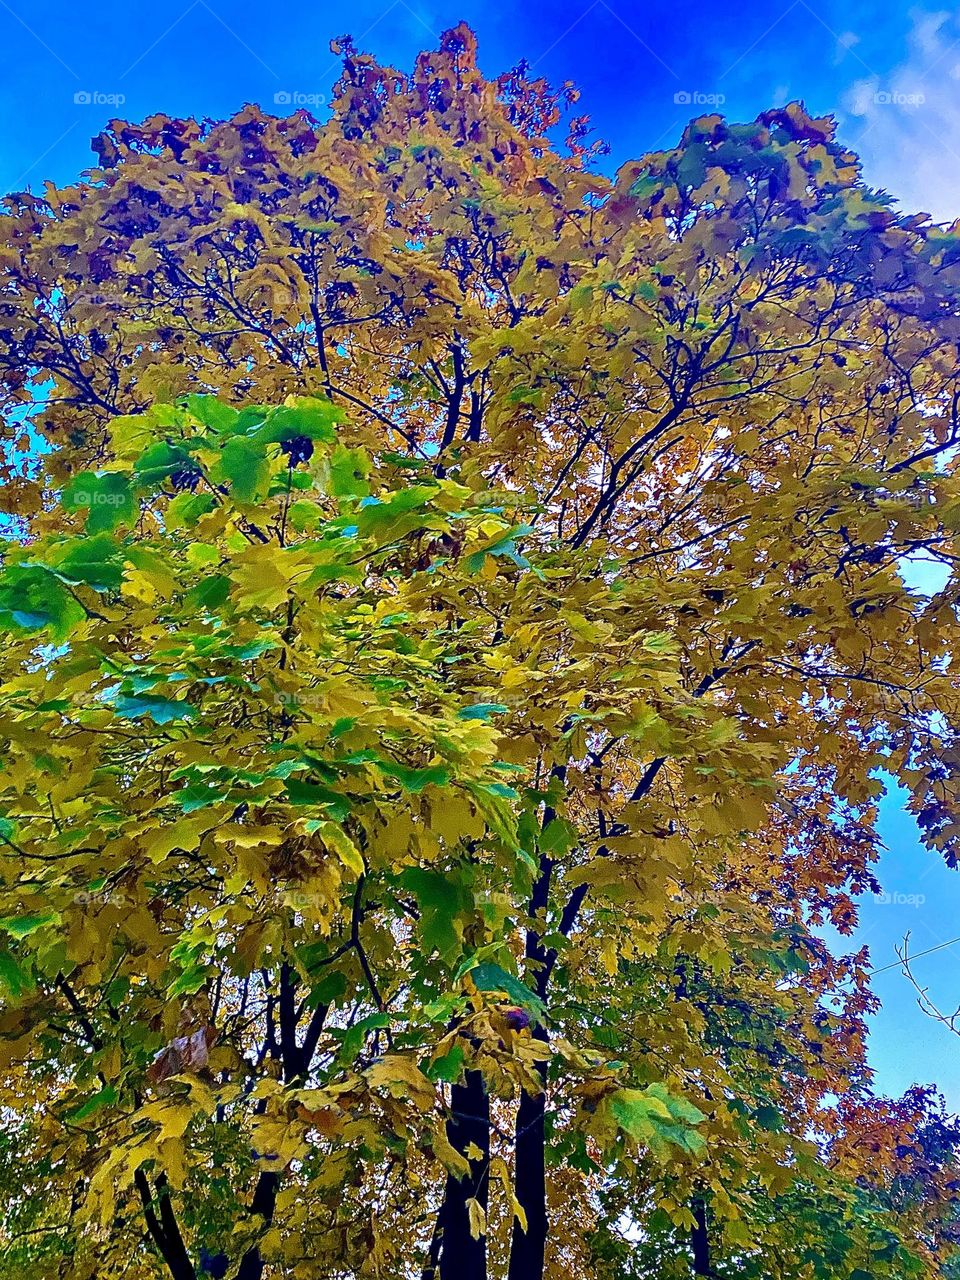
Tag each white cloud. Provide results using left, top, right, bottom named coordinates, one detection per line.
left=911, top=7, right=952, bottom=55
left=834, top=30, right=861, bottom=65
left=842, top=8, right=960, bottom=222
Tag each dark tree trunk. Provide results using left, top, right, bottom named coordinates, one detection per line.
left=235, top=1172, right=279, bottom=1280
left=422, top=1212, right=444, bottom=1280
left=135, top=1170, right=197, bottom=1280
left=437, top=1069, right=490, bottom=1280
left=505, top=832, right=556, bottom=1280
left=691, top=1196, right=712, bottom=1276
left=507, top=1027, right=549, bottom=1280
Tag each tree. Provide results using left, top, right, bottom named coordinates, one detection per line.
left=1, top=22, right=960, bottom=1280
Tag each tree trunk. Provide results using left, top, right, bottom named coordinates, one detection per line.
left=437, top=1069, right=490, bottom=1280
left=235, top=1171, right=279, bottom=1280
left=505, top=837, right=555, bottom=1280
left=507, top=1028, right=548, bottom=1280
left=691, top=1196, right=712, bottom=1277
left=135, top=1169, right=197, bottom=1280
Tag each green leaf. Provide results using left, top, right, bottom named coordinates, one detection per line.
left=134, top=441, right=196, bottom=487
left=0, top=911, right=59, bottom=939
left=254, top=398, right=339, bottom=445
left=378, top=760, right=450, bottom=793
left=754, top=1102, right=784, bottom=1132
left=540, top=818, right=577, bottom=856
left=606, top=1084, right=707, bottom=1159
left=212, top=437, right=271, bottom=503
left=329, top=445, right=372, bottom=498
left=645, top=1081, right=706, bottom=1126
left=112, top=695, right=196, bottom=725
left=475, top=781, right=519, bottom=799
left=337, top=1012, right=391, bottom=1063
left=67, top=1084, right=118, bottom=1122
left=185, top=574, right=231, bottom=611
left=61, top=472, right=136, bottom=532
left=168, top=964, right=208, bottom=997
left=288, top=499, right=325, bottom=532
left=0, top=565, right=85, bottom=640
left=608, top=1089, right=659, bottom=1140
left=173, top=783, right=228, bottom=812
left=469, top=962, right=545, bottom=1021
left=286, top=780, right=351, bottom=820
left=458, top=703, right=509, bottom=720
left=402, top=866, right=472, bottom=964
left=427, top=1043, right=466, bottom=1083
left=307, top=970, right=348, bottom=1007
left=507, top=385, right=541, bottom=406
left=182, top=394, right=240, bottom=432
left=355, top=485, right=441, bottom=540
left=46, top=533, right=124, bottom=592
left=0, top=949, right=32, bottom=997
left=166, top=491, right=215, bottom=529
left=629, top=173, right=662, bottom=199
left=465, top=525, right=533, bottom=573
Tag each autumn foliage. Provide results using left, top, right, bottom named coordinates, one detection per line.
left=1, top=22, right=960, bottom=1280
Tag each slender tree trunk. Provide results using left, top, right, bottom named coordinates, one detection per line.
left=235, top=976, right=328, bottom=1280
left=691, top=1196, right=712, bottom=1277
left=507, top=1027, right=549, bottom=1280
left=235, top=1172, right=279, bottom=1280
left=505, top=821, right=557, bottom=1280
left=135, top=1169, right=197, bottom=1280
left=504, top=764, right=668, bottom=1280
left=437, top=1069, right=490, bottom=1280
left=422, top=1212, right=444, bottom=1280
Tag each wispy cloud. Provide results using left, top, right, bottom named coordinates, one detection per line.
left=843, top=9, right=960, bottom=222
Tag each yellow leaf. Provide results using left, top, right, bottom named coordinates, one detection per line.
left=366, top=1055, right=435, bottom=1110
left=432, top=1126, right=470, bottom=1179
left=511, top=1195, right=528, bottom=1233
left=466, top=1196, right=486, bottom=1240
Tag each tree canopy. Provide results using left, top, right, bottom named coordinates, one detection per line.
left=2, top=21, right=960, bottom=1280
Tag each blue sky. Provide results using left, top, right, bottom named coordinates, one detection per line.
left=3, top=0, right=960, bottom=216
left=2, top=0, right=960, bottom=1104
